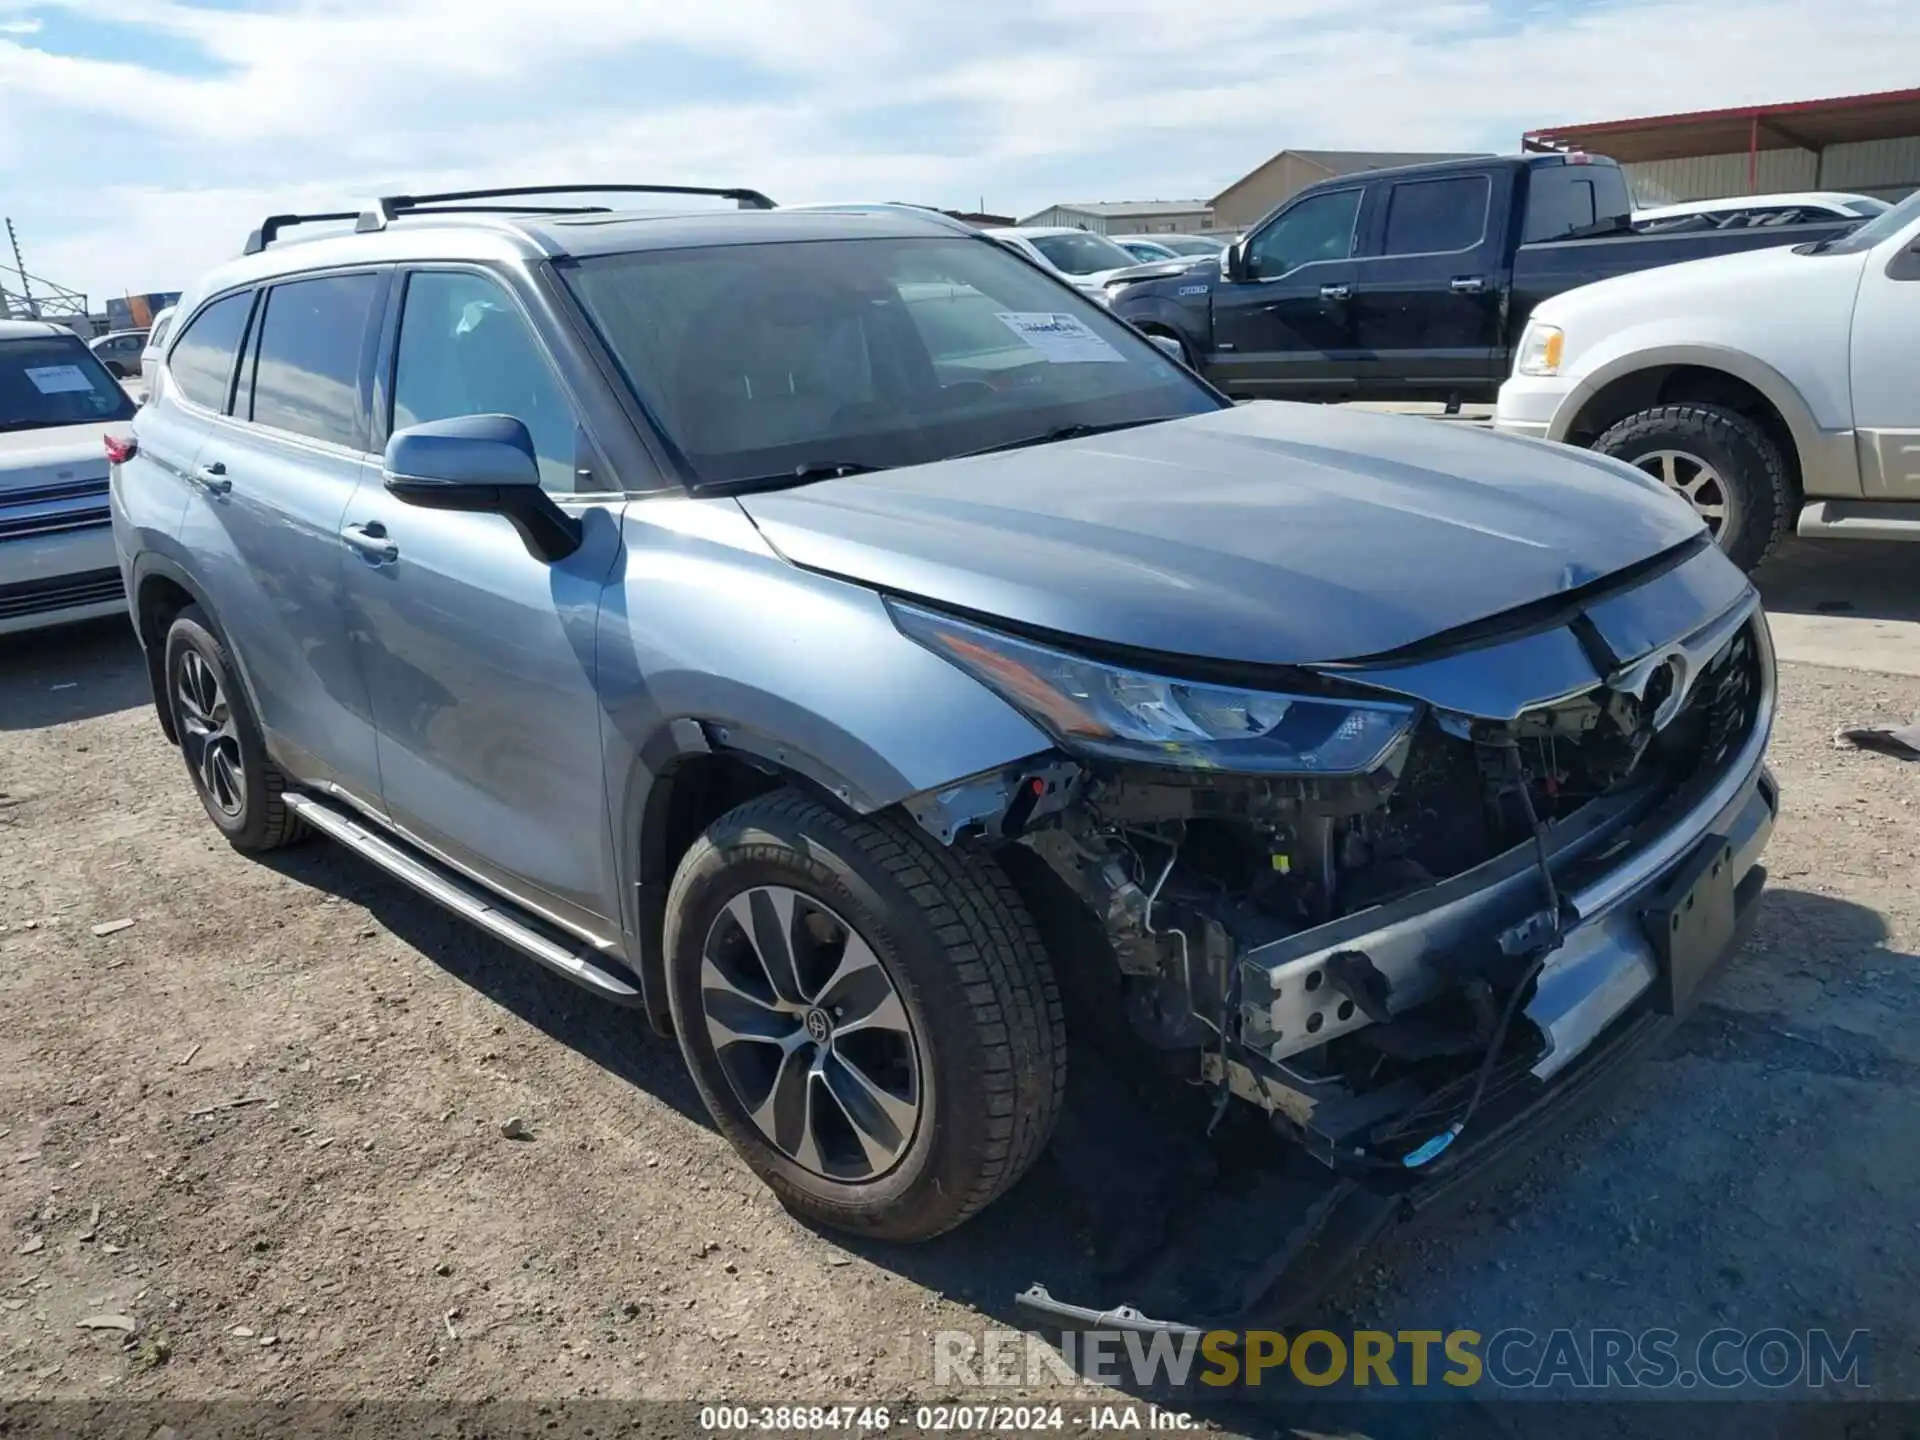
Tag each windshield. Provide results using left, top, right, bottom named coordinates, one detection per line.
left=1027, top=232, right=1139, bottom=275
left=1844, top=197, right=1892, bottom=217
left=1120, top=240, right=1177, bottom=261
left=1815, top=188, right=1920, bottom=255
left=0, top=334, right=138, bottom=432
left=565, top=235, right=1221, bottom=486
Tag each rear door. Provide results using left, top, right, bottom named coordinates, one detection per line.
left=176, top=269, right=390, bottom=801
left=1209, top=185, right=1366, bottom=397
left=1349, top=168, right=1508, bottom=398
left=336, top=264, right=627, bottom=935
left=126, top=290, right=253, bottom=547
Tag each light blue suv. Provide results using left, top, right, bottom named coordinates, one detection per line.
left=110, top=184, right=1777, bottom=1252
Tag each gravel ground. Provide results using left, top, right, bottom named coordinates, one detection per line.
left=1, top=620, right=1916, bottom=1426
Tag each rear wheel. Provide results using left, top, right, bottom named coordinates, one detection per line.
left=163, top=606, right=307, bottom=851
left=664, top=790, right=1065, bottom=1241
left=1593, top=403, right=1790, bottom=572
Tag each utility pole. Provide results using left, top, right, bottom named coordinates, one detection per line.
left=5, top=217, right=37, bottom=318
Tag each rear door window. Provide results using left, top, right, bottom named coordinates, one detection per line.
left=1380, top=175, right=1492, bottom=255
left=244, top=273, right=381, bottom=449
left=169, top=292, right=255, bottom=413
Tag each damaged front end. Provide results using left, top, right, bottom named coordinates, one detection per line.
left=896, top=537, right=1778, bottom=1199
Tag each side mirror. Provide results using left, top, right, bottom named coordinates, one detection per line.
left=1221, top=240, right=1247, bottom=283
left=383, top=414, right=582, bottom=563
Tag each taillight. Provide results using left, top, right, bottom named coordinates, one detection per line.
left=104, top=435, right=137, bottom=464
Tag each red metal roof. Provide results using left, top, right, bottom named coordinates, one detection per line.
left=1524, top=88, right=1920, bottom=163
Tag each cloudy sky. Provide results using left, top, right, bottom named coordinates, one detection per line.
left=1, top=0, right=1915, bottom=304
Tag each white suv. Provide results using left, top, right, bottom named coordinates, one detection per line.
left=1496, top=189, right=1920, bottom=571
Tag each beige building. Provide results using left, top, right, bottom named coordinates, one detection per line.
left=1013, top=200, right=1214, bottom=235
left=1207, top=149, right=1488, bottom=232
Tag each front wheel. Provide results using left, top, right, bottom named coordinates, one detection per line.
left=1592, top=403, right=1790, bottom=572
left=663, top=791, right=1065, bottom=1241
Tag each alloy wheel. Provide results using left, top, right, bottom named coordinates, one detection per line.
left=1632, top=447, right=1735, bottom=537
left=175, top=649, right=246, bottom=817
left=699, top=886, right=922, bottom=1183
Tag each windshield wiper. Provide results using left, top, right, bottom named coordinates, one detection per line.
left=694, top=461, right=884, bottom=496
left=957, top=417, right=1166, bottom=459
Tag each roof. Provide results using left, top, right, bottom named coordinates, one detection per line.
left=0, top=319, right=66, bottom=340
left=1017, top=199, right=1212, bottom=222
left=1287, top=149, right=1490, bottom=175
left=1635, top=191, right=1884, bottom=219
left=1209, top=149, right=1491, bottom=204
left=1524, top=88, right=1920, bottom=164
left=187, top=204, right=970, bottom=304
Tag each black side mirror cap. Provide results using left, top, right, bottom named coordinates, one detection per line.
left=383, top=414, right=582, bottom=563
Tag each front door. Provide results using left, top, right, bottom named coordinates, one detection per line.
left=339, top=266, right=626, bottom=936
left=1208, top=185, right=1365, bottom=398
left=1849, top=226, right=1920, bottom=499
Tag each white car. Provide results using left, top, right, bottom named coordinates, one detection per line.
left=984, top=227, right=1145, bottom=298
left=1633, top=191, right=1889, bottom=229
left=0, top=319, right=142, bottom=634
left=1495, top=187, right=1920, bottom=571
left=1110, top=232, right=1229, bottom=260
left=139, top=305, right=177, bottom=389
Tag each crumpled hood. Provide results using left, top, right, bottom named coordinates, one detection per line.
left=0, top=422, right=115, bottom=495
left=738, top=402, right=1703, bottom=668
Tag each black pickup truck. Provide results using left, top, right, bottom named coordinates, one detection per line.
left=1108, top=152, right=1851, bottom=404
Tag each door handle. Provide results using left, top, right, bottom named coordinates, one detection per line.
left=195, top=461, right=232, bottom=495
left=1449, top=276, right=1487, bottom=294
left=341, top=521, right=398, bottom=563
left=1319, top=283, right=1352, bottom=301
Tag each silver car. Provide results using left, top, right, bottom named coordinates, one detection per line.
left=2, top=319, right=141, bottom=635
left=110, top=184, right=1776, bottom=1259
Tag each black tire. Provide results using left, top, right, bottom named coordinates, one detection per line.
left=162, top=605, right=307, bottom=852
left=664, top=789, right=1065, bottom=1241
left=1140, top=325, right=1196, bottom=370
left=104, top=360, right=127, bottom=379
left=1592, top=403, right=1790, bottom=572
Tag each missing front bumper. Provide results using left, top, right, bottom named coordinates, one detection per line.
left=1017, top=845, right=1772, bottom=1339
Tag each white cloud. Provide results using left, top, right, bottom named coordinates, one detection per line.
left=1, top=0, right=1915, bottom=302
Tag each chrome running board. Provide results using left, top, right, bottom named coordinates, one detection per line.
left=281, top=791, right=643, bottom=1006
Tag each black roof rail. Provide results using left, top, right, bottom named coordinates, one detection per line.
left=242, top=211, right=360, bottom=256
left=354, top=183, right=777, bottom=234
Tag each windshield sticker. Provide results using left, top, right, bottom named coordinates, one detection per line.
left=24, top=364, right=95, bottom=395
left=994, top=312, right=1125, bottom=364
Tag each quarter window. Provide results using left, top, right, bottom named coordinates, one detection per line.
left=168, top=292, right=254, bottom=413
left=246, top=274, right=380, bottom=448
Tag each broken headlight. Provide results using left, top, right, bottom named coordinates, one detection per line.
left=889, top=602, right=1416, bottom=775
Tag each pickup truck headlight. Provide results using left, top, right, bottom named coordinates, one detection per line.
left=889, top=602, right=1416, bottom=775
left=1516, top=322, right=1565, bottom=377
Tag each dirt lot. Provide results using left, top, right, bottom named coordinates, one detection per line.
left=2, top=612, right=1918, bottom=1425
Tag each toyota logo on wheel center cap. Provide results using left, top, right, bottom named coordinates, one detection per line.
left=804, top=1008, right=833, bottom=1043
